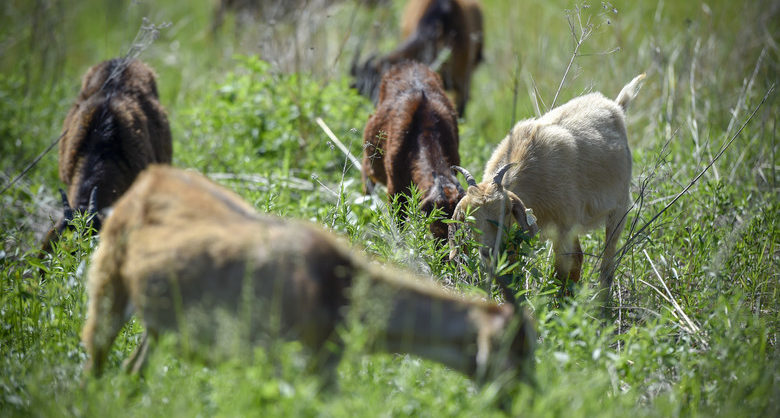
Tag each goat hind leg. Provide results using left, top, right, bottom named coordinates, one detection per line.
left=598, top=210, right=627, bottom=308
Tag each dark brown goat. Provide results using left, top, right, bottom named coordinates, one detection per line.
left=40, top=58, right=172, bottom=253
left=362, top=61, right=463, bottom=239
left=82, top=165, right=535, bottom=384
left=351, top=0, right=484, bottom=116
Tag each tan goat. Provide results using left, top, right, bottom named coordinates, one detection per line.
left=82, top=165, right=534, bottom=383
left=449, top=74, right=646, bottom=305
left=41, top=58, right=172, bottom=253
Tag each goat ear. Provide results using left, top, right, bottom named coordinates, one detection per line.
left=508, top=192, right=539, bottom=237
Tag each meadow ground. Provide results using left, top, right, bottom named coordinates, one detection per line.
left=0, top=0, right=778, bottom=416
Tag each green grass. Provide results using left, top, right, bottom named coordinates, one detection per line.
left=1, top=0, right=778, bottom=416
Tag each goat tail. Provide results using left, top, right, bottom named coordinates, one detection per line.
left=615, top=73, right=646, bottom=112
left=417, top=89, right=428, bottom=108
left=407, top=89, right=428, bottom=122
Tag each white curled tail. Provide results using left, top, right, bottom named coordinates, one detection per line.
left=616, top=73, right=646, bottom=112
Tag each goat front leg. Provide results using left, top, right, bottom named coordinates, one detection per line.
left=82, top=274, right=129, bottom=376
left=553, top=236, right=583, bottom=296
left=361, top=142, right=386, bottom=195
left=598, top=209, right=627, bottom=312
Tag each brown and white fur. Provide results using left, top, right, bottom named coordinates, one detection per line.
left=362, top=61, right=464, bottom=239
left=40, top=58, right=172, bottom=253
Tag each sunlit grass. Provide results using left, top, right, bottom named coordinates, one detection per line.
left=1, top=0, right=777, bottom=416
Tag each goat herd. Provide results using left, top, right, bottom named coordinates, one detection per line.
left=39, top=0, right=645, bottom=391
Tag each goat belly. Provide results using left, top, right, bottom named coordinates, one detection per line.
left=123, top=227, right=345, bottom=350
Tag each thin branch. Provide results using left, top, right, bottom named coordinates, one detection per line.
left=575, top=47, right=622, bottom=57
left=726, top=48, right=767, bottom=135
left=208, top=172, right=315, bottom=191
left=330, top=0, right=362, bottom=70
left=551, top=36, right=584, bottom=109
left=0, top=133, right=63, bottom=196
left=642, top=250, right=707, bottom=347
left=0, top=19, right=169, bottom=197
left=315, top=117, right=362, bottom=170
left=621, top=84, right=775, bottom=253
left=551, top=7, right=594, bottom=109
left=528, top=74, right=546, bottom=118
left=511, top=54, right=521, bottom=125
left=430, top=46, right=452, bottom=72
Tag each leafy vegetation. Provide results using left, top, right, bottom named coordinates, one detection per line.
left=1, top=0, right=777, bottom=416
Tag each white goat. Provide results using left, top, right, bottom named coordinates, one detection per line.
left=449, top=74, right=645, bottom=305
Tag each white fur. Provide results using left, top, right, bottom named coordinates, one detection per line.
left=451, top=74, right=645, bottom=304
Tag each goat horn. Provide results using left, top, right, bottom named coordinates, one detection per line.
left=87, top=186, right=99, bottom=216
left=59, top=188, right=74, bottom=222
left=451, top=166, right=477, bottom=187
left=492, top=163, right=516, bottom=187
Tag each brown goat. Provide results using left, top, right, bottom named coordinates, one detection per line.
left=40, top=58, right=172, bottom=253
left=449, top=74, right=646, bottom=307
left=362, top=61, right=464, bottom=239
left=351, top=0, right=484, bottom=116
left=82, top=165, right=534, bottom=384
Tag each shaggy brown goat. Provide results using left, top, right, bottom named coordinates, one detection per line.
left=449, top=74, right=646, bottom=307
left=82, top=165, right=534, bottom=384
left=40, top=58, right=172, bottom=253
left=351, top=0, right=483, bottom=116
left=362, top=61, right=464, bottom=239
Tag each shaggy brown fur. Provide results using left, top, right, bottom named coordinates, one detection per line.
left=362, top=61, right=464, bottom=239
left=351, top=0, right=484, bottom=116
left=82, top=165, right=534, bottom=383
left=40, top=58, right=172, bottom=253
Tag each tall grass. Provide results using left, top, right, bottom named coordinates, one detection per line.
left=1, top=0, right=777, bottom=416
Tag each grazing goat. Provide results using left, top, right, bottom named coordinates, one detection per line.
left=82, top=165, right=535, bottom=384
left=362, top=61, right=464, bottom=239
left=40, top=58, right=172, bottom=253
left=351, top=0, right=484, bottom=116
left=449, top=74, right=646, bottom=306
